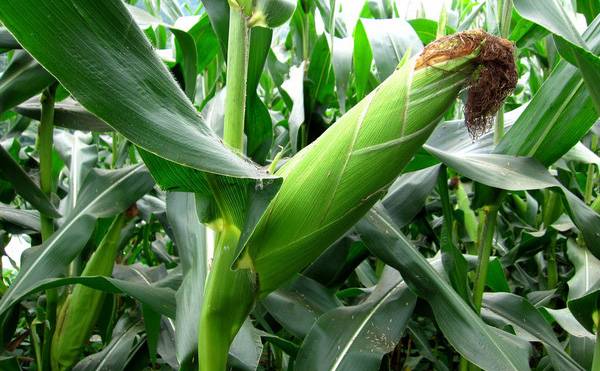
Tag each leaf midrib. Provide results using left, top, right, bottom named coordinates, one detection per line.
left=0, top=165, right=144, bottom=315
left=370, top=207, right=524, bottom=371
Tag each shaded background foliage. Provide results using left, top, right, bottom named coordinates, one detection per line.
left=0, top=0, right=599, bottom=370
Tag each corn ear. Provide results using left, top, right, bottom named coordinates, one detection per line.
left=236, top=31, right=515, bottom=296
left=51, top=213, right=127, bottom=370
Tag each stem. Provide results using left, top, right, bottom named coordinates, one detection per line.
left=472, top=205, right=499, bottom=311
left=498, top=0, right=513, bottom=38
left=493, top=0, right=511, bottom=144
left=438, top=166, right=453, bottom=240
left=201, top=9, right=251, bottom=366
left=593, top=299, right=600, bottom=371
left=546, top=233, right=558, bottom=288
left=436, top=4, right=448, bottom=39
left=543, top=190, right=561, bottom=289
left=111, top=132, right=119, bottom=169
left=302, top=8, right=309, bottom=63
left=38, top=84, right=57, bottom=240
left=440, top=168, right=473, bottom=370
left=223, top=7, right=250, bottom=152
left=198, top=224, right=255, bottom=371
left=493, top=109, right=504, bottom=145
left=38, top=84, right=57, bottom=371
left=584, top=135, right=598, bottom=205
left=329, top=0, right=336, bottom=46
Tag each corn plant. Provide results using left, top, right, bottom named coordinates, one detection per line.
left=0, top=1, right=599, bottom=371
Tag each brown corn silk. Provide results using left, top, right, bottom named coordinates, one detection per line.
left=416, top=29, right=517, bottom=137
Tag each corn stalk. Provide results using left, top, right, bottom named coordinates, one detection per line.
left=38, top=83, right=57, bottom=371
left=197, top=1, right=295, bottom=370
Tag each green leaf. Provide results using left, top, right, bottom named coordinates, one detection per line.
left=423, top=130, right=600, bottom=262
left=0, top=1, right=270, bottom=181
left=127, top=5, right=198, bottom=100
left=53, top=131, right=98, bottom=211
left=408, top=19, right=457, bottom=45
left=354, top=18, right=422, bottom=80
left=577, top=0, right=600, bottom=24
left=566, top=239, right=600, bottom=332
left=0, top=203, right=40, bottom=232
left=553, top=35, right=600, bottom=113
left=186, top=14, right=219, bottom=73
left=280, top=62, right=305, bottom=151
left=73, top=316, right=146, bottom=371
left=545, top=307, right=595, bottom=340
left=545, top=307, right=595, bottom=369
left=245, top=27, right=273, bottom=164
left=295, top=266, right=416, bottom=371
left=0, top=144, right=60, bottom=218
left=201, top=0, right=230, bottom=56
left=330, top=36, right=353, bottom=113
left=262, top=274, right=341, bottom=338
left=228, top=320, right=263, bottom=371
left=382, top=165, right=441, bottom=228
left=167, top=192, right=207, bottom=365
left=0, top=27, right=19, bottom=51
left=424, top=147, right=558, bottom=191
left=357, top=205, right=531, bottom=371
left=1, top=274, right=176, bottom=319
left=482, top=292, right=584, bottom=370
left=0, top=165, right=154, bottom=316
left=0, top=51, right=54, bottom=114
left=307, top=34, right=335, bottom=109
left=496, top=11, right=600, bottom=165
left=16, top=97, right=112, bottom=132
left=512, top=0, right=600, bottom=113
left=314, top=0, right=347, bottom=37
left=513, top=0, right=586, bottom=46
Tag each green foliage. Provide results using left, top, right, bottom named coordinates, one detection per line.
left=0, top=1, right=598, bottom=370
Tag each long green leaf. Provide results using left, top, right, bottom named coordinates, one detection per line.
left=167, top=192, right=207, bottom=366
left=496, top=14, right=600, bottom=165
left=0, top=144, right=60, bottom=218
left=0, top=165, right=154, bottom=316
left=16, top=98, right=112, bottom=132
left=357, top=204, right=531, bottom=371
left=0, top=203, right=40, bottom=232
left=295, top=266, right=416, bottom=371
left=512, top=0, right=600, bottom=113
left=0, top=50, right=54, bottom=114
left=3, top=274, right=176, bottom=319
left=482, top=292, right=584, bottom=370
left=73, top=316, right=145, bottom=371
left=126, top=5, right=197, bottom=100
left=566, top=239, right=600, bottom=332
left=512, top=0, right=585, bottom=46
left=0, top=0, right=269, bottom=180
left=262, top=274, right=341, bottom=338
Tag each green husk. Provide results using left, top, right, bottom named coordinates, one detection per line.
left=236, top=32, right=511, bottom=295
left=51, top=214, right=127, bottom=370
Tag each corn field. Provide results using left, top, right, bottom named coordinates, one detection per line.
left=0, top=0, right=599, bottom=370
